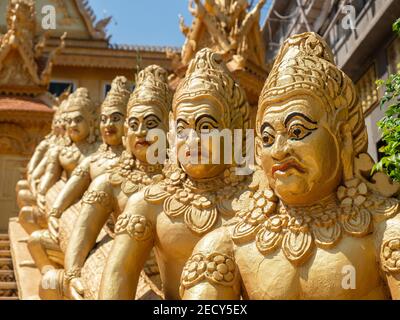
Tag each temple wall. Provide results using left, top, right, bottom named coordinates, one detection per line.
left=51, top=66, right=136, bottom=106
left=0, top=156, right=28, bottom=232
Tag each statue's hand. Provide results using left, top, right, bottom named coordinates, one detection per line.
left=37, top=193, right=46, bottom=212
left=48, top=216, right=59, bottom=242
left=69, top=277, right=85, bottom=300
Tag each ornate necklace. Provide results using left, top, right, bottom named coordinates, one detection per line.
left=108, top=151, right=164, bottom=195
left=60, top=139, right=96, bottom=161
left=232, top=177, right=399, bottom=266
left=145, top=165, right=250, bottom=235
left=93, top=143, right=123, bottom=160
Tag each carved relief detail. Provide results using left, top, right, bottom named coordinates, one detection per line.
left=381, top=238, right=400, bottom=274
left=180, top=252, right=237, bottom=296
left=114, top=214, right=153, bottom=241
left=82, top=190, right=111, bottom=207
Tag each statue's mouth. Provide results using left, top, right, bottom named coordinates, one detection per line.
left=272, top=159, right=305, bottom=176
left=104, top=127, right=117, bottom=135
left=70, top=128, right=80, bottom=135
left=135, top=140, right=150, bottom=148
left=185, top=147, right=211, bottom=161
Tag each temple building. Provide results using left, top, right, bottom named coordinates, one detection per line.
left=262, top=0, right=400, bottom=162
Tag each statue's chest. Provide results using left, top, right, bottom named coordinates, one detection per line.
left=59, top=148, right=84, bottom=175
left=155, top=211, right=202, bottom=261
left=236, top=235, right=385, bottom=299
left=60, top=155, right=82, bottom=176
left=90, top=157, right=118, bottom=179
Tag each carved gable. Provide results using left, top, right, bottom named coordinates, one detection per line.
left=0, top=0, right=110, bottom=40
left=0, top=0, right=65, bottom=95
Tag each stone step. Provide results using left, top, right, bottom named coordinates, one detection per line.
left=0, top=241, right=10, bottom=249
left=0, top=296, right=18, bottom=300
left=0, top=270, right=15, bottom=281
left=0, top=250, right=11, bottom=258
left=0, top=258, right=12, bottom=270
left=0, top=282, right=17, bottom=290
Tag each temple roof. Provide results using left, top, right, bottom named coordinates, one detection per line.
left=0, top=0, right=109, bottom=41
left=0, top=97, right=53, bottom=114
left=0, top=0, right=65, bottom=97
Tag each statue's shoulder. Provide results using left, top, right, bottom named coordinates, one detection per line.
left=37, top=139, right=50, bottom=150
left=194, top=224, right=235, bottom=256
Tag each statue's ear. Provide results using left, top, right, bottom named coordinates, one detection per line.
left=339, top=122, right=354, bottom=181
left=255, top=136, right=262, bottom=167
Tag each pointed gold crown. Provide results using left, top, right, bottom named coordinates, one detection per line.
left=258, top=32, right=367, bottom=155
left=173, top=48, right=251, bottom=131
left=65, top=87, right=97, bottom=120
left=127, top=65, right=172, bottom=119
left=101, top=76, right=130, bottom=115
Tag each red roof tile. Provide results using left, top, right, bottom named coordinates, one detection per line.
left=0, top=97, right=54, bottom=113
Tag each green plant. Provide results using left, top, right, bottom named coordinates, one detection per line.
left=372, top=20, right=400, bottom=181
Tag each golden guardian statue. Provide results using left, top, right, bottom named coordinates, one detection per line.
left=180, top=33, right=400, bottom=300
left=60, top=65, right=172, bottom=300
left=99, top=48, right=252, bottom=300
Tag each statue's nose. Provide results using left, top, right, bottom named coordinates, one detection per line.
left=271, top=135, right=290, bottom=161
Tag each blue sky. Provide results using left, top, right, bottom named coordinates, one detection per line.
left=88, top=0, right=271, bottom=47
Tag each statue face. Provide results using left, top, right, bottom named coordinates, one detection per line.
left=100, top=110, right=125, bottom=146
left=258, top=95, right=342, bottom=205
left=53, top=117, right=61, bottom=135
left=175, top=98, right=227, bottom=180
left=125, top=105, right=166, bottom=163
left=66, top=110, right=90, bottom=143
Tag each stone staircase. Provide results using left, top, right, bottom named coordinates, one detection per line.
left=0, top=233, right=18, bottom=300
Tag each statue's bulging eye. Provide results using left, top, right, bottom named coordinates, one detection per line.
left=75, top=116, right=83, bottom=124
left=262, top=132, right=274, bottom=147
left=112, top=114, right=122, bottom=122
left=129, top=120, right=138, bottom=131
left=176, top=125, right=187, bottom=139
left=146, top=119, right=159, bottom=129
left=288, top=124, right=313, bottom=141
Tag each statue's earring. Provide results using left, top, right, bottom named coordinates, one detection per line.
left=339, top=123, right=354, bottom=181
left=255, top=136, right=263, bottom=167
left=87, top=123, right=95, bottom=144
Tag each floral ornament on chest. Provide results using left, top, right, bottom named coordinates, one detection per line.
left=232, top=176, right=399, bottom=266
left=145, top=164, right=251, bottom=235
left=108, top=151, right=164, bottom=195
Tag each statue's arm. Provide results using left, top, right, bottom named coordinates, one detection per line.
left=375, top=212, right=400, bottom=299
left=27, top=140, right=48, bottom=176
left=64, top=174, right=114, bottom=277
left=181, top=227, right=241, bottom=300
left=50, top=157, right=92, bottom=216
left=37, top=148, right=62, bottom=196
left=29, top=154, right=49, bottom=196
left=99, top=190, right=155, bottom=300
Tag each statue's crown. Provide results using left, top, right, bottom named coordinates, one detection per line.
left=173, top=48, right=250, bottom=131
left=128, top=65, right=172, bottom=118
left=65, top=87, right=97, bottom=120
left=101, top=76, right=130, bottom=115
left=258, top=32, right=367, bottom=155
